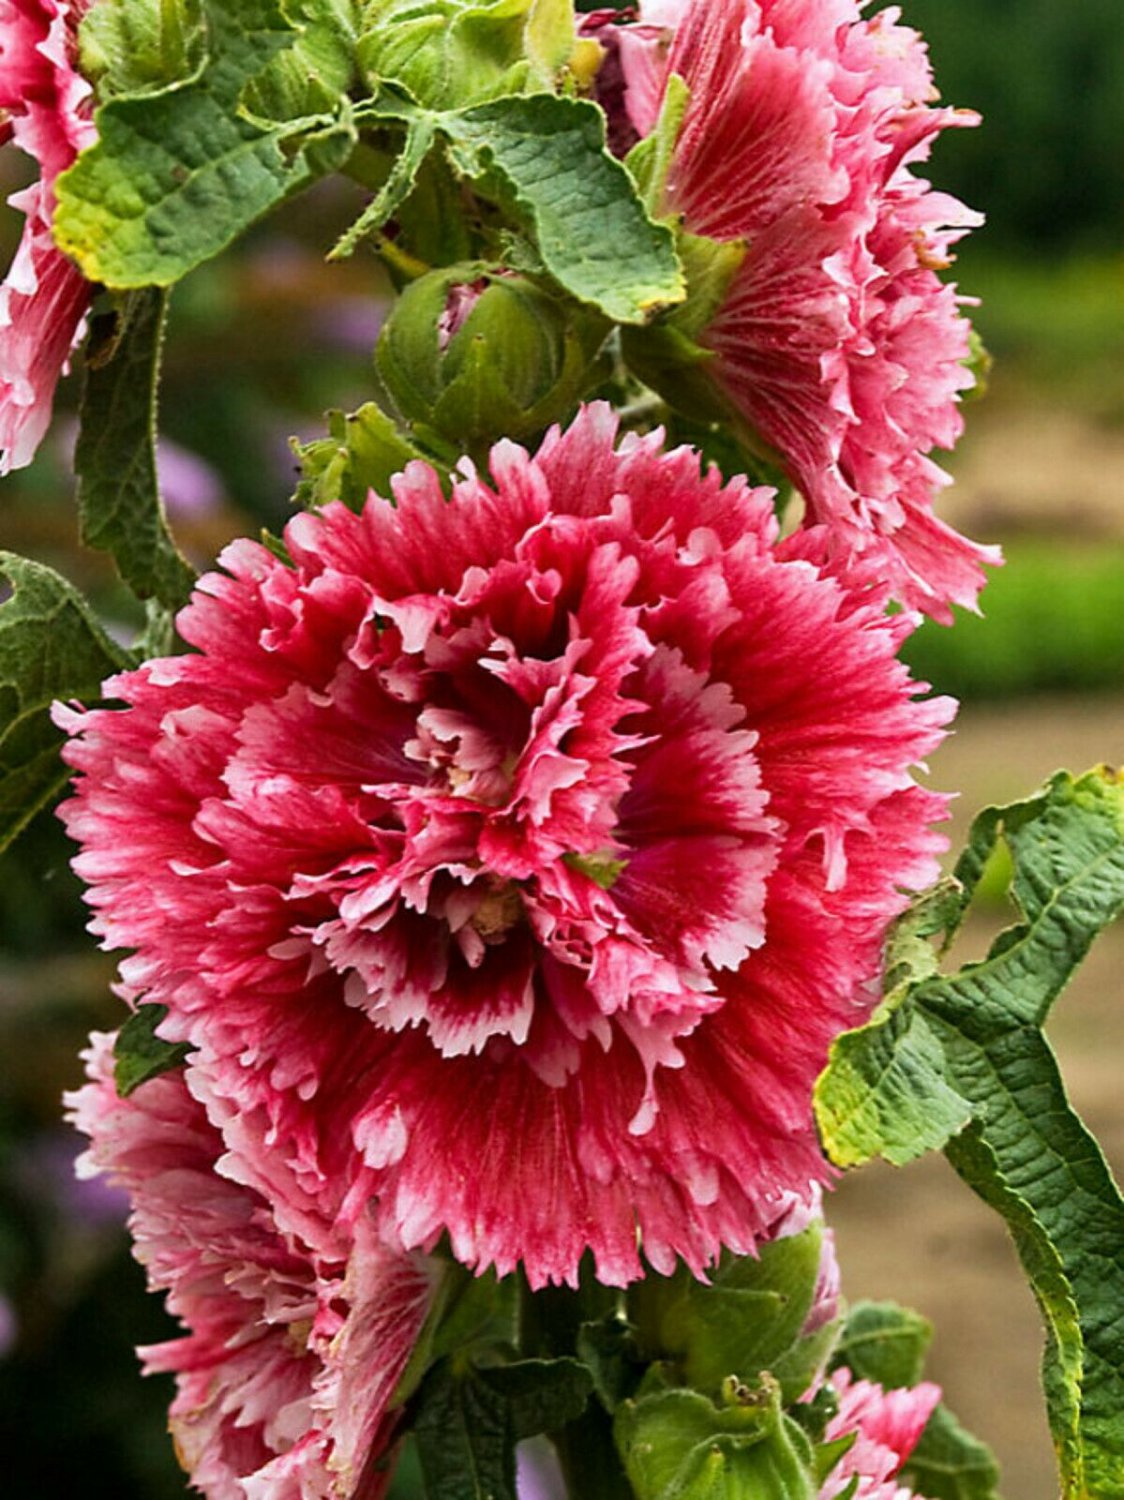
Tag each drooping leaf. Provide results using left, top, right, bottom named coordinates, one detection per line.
left=815, top=769, right=1124, bottom=1496
left=55, top=0, right=354, bottom=289
left=330, top=103, right=437, bottom=259
left=0, top=555, right=128, bottom=853
left=412, top=1355, right=592, bottom=1500
left=75, top=288, right=196, bottom=610
left=114, top=1003, right=193, bottom=1096
left=901, top=1402, right=1003, bottom=1500
left=337, top=92, right=685, bottom=325
left=441, top=95, right=684, bottom=324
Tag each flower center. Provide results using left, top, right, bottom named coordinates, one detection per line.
left=468, top=880, right=524, bottom=941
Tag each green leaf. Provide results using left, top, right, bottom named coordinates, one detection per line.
left=524, top=0, right=574, bottom=80
left=624, top=70, right=689, bottom=214
left=412, top=1355, right=591, bottom=1500
left=55, top=0, right=351, bottom=289
left=830, top=1302, right=932, bottom=1392
left=815, top=769, right=1124, bottom=1496
left=113, top=1003, right=193, bottom=1096
left=575, top=1314, right=645, bottom=1413
left=75, top=288, right=196, bottom=610
left=0, top=555, right=128, bottom=854
left=79, top=0, right=207, bottom=99
left=336, top=92, right=685, bottom=325
left=293, top=402, right=435, bottom=510
left=355, top=0, right=573, bottom=113
left=241, top=0, right=358, bottom=123
left=331, top=107, right=437, bottom=259
left=477, top=1357, right=594, bottom=1441
left=358, top=0, right=546, bottom=111
left=392, top=1261, right=518, bottom=1409
left=441, top=94, right=684, bottom=324
left=901, top=1402, right=1003, bottom=1500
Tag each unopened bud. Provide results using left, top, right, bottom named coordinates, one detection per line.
left=376, top=263, right=608, bottom=449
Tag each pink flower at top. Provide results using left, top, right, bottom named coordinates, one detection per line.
left=821, top=1367, right=941, bottom=1499
left=614, top=0, right=999, bottom=621
left=57, top=405, right=952, bottom=1290
left=66, top=1031, right=436, bottom=1500
left=0, top=0, right=94, bottom=474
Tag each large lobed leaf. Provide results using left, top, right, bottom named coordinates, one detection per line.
left=54, top=0, right=355, bottom=288
left=816, top=769, right=1124, bottom=1497
left=0, top=556, right=128, bottom=853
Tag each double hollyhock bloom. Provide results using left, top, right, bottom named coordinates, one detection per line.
left=58, top=406, right=952, bottom=1290
left=0, top=0, right=93, bottom=473
left=609, top=0, right=998, bottom=621
left=67, top=1031, right=436, bottom=1500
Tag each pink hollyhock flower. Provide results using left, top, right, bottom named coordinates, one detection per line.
left=821, top=1367, right=941, bottom=1499
left=57, top=404, right=952, bottom=1289
left=66, top=1031, right=436, bottom=1500
left=0, top=0, right=94, bottom=474
left=615, top=0, right=998, bottom=621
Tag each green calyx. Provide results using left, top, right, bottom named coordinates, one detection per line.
left=376, top=261, right=609, bottom=451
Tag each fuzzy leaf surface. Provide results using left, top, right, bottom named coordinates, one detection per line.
left=816, top=769, right=1124, bottom=1496
left=75, top=289, right=196, bottom=609
left=0, top=556, right=127, bottom=852
left=357, top=0, right=566, bottom=111
left=615, top=1376, right=817, bottom=1500
left=79, top=0, right=207, bottom=98
left=55, top=0, right=351, bottom=288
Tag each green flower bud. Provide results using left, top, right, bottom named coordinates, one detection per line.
left=376, top=262, right=608, bottom=450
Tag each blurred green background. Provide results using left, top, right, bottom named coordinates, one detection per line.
left=1, top=1, right=1122, bottom=1494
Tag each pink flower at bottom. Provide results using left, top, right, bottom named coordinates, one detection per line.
left=0, top=0, right=94, bottom=474
left=66, top=1032, right=436, bottom=1500
left=57, top=404, right=953, bottom=1290
left=821, top=1367, right=941, bottom=1500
